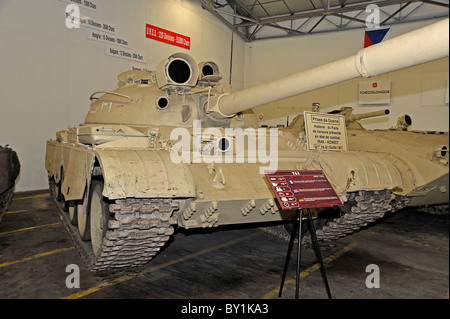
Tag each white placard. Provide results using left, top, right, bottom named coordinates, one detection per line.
left=129, top=64, right=153, bottom=73
left=359, top=80, right=391, bottom=105
left=59, top=0, right=98, bottom=11
left=304, top=111, right=348, bottom=152
left=105, top=45, right=146, bottom=64
left=81, top=17, right=116, bottom=34
left=86, top=30, right=132, bottom=48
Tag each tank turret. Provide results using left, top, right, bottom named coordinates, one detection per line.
left=85, top=19, right=448, bottom=129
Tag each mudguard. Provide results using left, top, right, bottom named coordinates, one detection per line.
left=95, top=149, right=196, bottom=200
left=61, top=148, right=93, bottom=201
left=317, top=151, right=404, bottom=195
left=45, top=141, right=63, bottom=184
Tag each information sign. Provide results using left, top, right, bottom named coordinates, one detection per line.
left=265, top=170, right=343, bottom=210
left=359, top=80, right=391, bottom=105
left=60, top=0, right=98, bottom=11
left=304, top=112, right=347, bottom=152
left=86, top=30, right=131, bottom=48
left=104, top=45, right=146, bottom=63
left=146, top=24, right=191, bottom=50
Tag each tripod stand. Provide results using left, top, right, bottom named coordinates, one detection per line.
left=279, top=208, right=332, bottom=299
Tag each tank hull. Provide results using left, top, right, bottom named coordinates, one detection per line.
left=46, top=126, right=448, bottom=229
left=0, top=146, right=20, bottom=223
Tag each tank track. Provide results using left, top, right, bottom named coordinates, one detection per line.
left=0, top=188, right=14, bottom=223
left=416, top=204, right=449, bottom=215
left=261, top=190, right=411, bottom=245
left=53, top=196, right=179, bottom=274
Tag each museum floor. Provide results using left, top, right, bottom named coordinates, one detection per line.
left=0, top=190, right=448, bottom=300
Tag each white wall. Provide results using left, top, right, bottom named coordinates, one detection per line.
left=245, top=19, right=449, bottom=131
left=0, top=0, right=246, bottom=191
left=0, top=1, right=448, bottom=192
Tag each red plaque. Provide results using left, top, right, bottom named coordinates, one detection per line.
left=265, top=170, right=343, bottom=210
left=146, top=24, right=191, bottom=50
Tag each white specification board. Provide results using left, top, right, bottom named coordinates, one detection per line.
left=359, top=80, right=391, bottom=105
left=86, top=30, right=132, bottom=48
left=104, top=45, right=147, bottom=64
left=304, top=111, right=348, bottom=152
left=81, top=17, right=116, bottom=34
left=60, top=0, right=98, bottom=11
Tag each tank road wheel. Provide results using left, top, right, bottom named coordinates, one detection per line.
left=77, top=189, right=90, bottom=241
left=89, top=181, right=111, bottom=256
left=49, top=177, right=61, bottom=202
left=52, top=190, right=179, bottom=273
left=59, top=172, right=68, bottom=212
left=68, top=201, right=78, bottom=225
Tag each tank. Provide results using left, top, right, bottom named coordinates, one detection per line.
left=0, top=146, right=20, bottom=223
left=45, top=18, right=449, bottom=273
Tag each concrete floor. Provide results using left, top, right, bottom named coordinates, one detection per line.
left=0, top=190, right=448, bottom=304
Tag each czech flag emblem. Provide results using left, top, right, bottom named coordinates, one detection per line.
left=364, top=28, right=390, bottom=48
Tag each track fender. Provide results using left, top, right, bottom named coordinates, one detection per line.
left=45, top=141, right=63, bottom=183
left=61, top=148, right=94, bottom=201
left=95, top=149, right=196, bottom=200
left=317, top=151, right=404, bottom=194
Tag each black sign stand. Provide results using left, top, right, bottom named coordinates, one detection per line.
left=278, top=207, right=332, bottom=299
left=264, top=170, right=341, bottom=299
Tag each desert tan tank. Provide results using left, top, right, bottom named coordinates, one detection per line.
left=45, top=18, right=449, bottom=273
left=0, top=146, right=20, bottom=223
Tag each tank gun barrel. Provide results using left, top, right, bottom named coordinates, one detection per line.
left=207, top=18, right=449, bottom=119
left=345, top=109, right=390, bottom=123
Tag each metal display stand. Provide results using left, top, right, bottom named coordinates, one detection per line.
left=278, top=207, right=332, bottom=299
left=264, top=170, right=343, bottom=299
